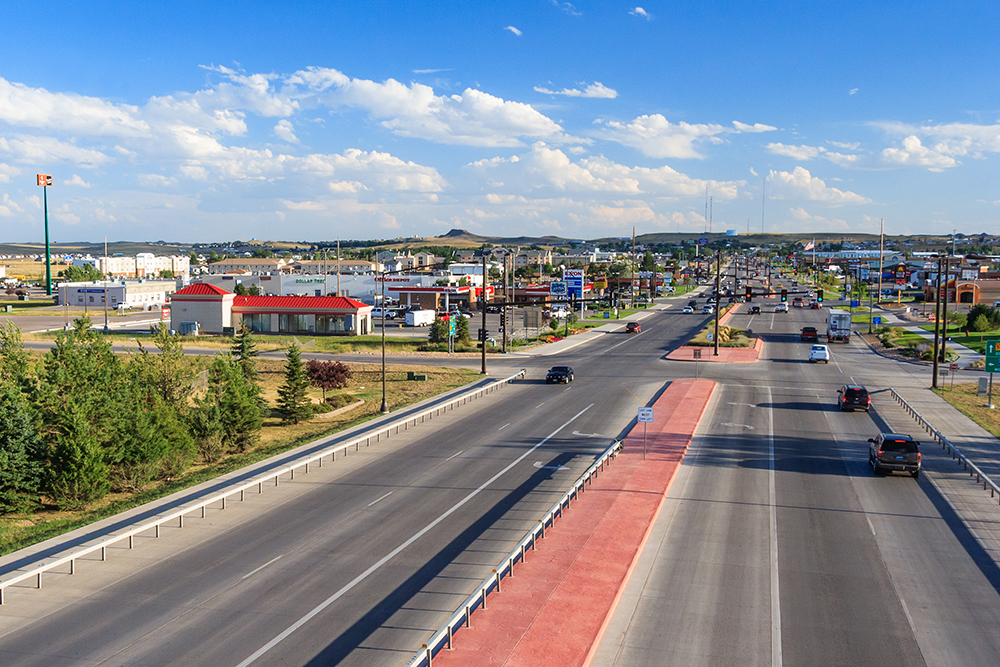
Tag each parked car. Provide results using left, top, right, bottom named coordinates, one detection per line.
left=625, top=321, right=641, bottom=333
left=749, top=304, right=761, bottom=314
left=800, top=326, right=819, bottom=342
left=838, top=385, right=870, bottom=412
left=868, top=433, right=921, bottom=478
left=808, top=344, right=831, bottom=363
left=546, top=366, right=575, bottom=384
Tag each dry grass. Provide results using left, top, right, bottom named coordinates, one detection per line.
left=933, top=382, right=1000, bottom=439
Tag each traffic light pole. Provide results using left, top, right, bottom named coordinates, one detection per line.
left=481, top=251, right=488, bottom=375
left=714, top=248, right=721, bottom=357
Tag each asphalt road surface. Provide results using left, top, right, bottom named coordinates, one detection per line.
left=3, top=267, right=999, bottom=666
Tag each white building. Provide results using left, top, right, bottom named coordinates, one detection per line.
left=56, top=279, right=177, bottom=311
left=73, top=254, right=190, bottom=279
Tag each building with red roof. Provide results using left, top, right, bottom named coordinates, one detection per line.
left=170, top=283, right=373, bottom=336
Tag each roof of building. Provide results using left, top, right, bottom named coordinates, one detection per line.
left=233, top=295, right=371, bottom=311
left=173, top=282, right=232, bottom=296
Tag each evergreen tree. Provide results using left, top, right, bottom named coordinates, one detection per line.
left=230, top=324, right=260, bottom=381
left=456, top=315, right=471, bottom=343
left=47, top=406, right=110, bottom=510
left=200, top=355, right=264, bottom=453
left=0, top=384, right=45, bottom=513
left=188, top=397, right=226, bottom=463
left=0, top=322, right=31, bottom=391
left=277, top=344, right=311, bottom=424
left=428, top=318, right=449, bottom=343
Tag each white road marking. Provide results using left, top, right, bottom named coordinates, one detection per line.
left=606, top=337, right=635, bottom=351
left=767, top=386, right=782, bottom=667
left=770, top=313, right=776, bottom=330
left=572, top=430, right=604, bottom=438
left=535, top=402, right=545, bottom=408
left=867, top=516, right=877, bottom=537
left=367, top=492, right=393, bottom=507
left=445, top=450, right=464, bottom=461
left=235, top=403, right=594, bottom=667
left=533, top=461, right=570, bottom=471
left=727, top=402, right=757, bottom=408
left=497, top=423, right=510, bottom=431
left=242, top=555, right=283, bottom=580
left=720, top=423, right=755, bottom=429
left=900, top=598, right=919, bottom=638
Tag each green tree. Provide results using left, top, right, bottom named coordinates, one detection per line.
left=641, top=251, right=657, bottom=272
left=428, top=318, right=449, bottom=344
left=0, top=384, right=45, bottom=513
left=189, top=251, right=199, bottom=265
left=62, top=264, right=104, bottom=282
left=456, top=315, right=471, bottom=343
left=198, top=355, right=264, bottom=453
left=230, top=323, right=260, bottom=381
left=0, top=322, right=31, bottom=391
left=971, top=314, right=991, bottom=333
left=188, top=399, right=226, bottom=463
left=233, top=283, right=249, bottom=296
left=277, top=344, right=312, bottom=424
left=246, top=283, right=261, bottom=296
left=158, top=269, right=175, bottom=279
left=47, top=406, right=110, bottom=510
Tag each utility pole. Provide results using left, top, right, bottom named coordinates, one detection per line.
left=940, top=255, right=950, bottom=363
left=380, top=269, right=389, bottom=413
left=37, top=174, right=53, bottom=296
left=502, top=250, right=508, bottom=353
left=931, top=254, right=943, bottom=388
left=714, top=248, right=722, bottom=356
left=481, top=250, right=488, bottom=374
left=877, top=218, right=884, bottom=305
left=336, top=237, right=342, bottom=297
left=631, top=226, right=636, bottom=309
left=103, top=237, right=109, bottom=333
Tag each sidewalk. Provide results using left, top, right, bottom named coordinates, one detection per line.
left=430, top=379, right=716, bottom=667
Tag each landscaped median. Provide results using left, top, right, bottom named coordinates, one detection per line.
left=418, top=379, right=716, bottom=667
left=665, top=303, right=763, bottom=363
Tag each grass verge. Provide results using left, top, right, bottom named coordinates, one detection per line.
left=933, top=382, right=1000, bottom=439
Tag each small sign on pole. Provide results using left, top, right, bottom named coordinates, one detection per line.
left=638, top=407, right=653, bottom=460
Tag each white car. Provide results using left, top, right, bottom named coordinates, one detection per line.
left=809, top=344, right=831, bottom=364
left=701, top=305, right=715, bottom=314
left=682, top=306, right=694, bottom=314
left=775, top=303, right=789, bottom=313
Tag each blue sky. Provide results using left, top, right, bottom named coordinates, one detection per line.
left=0, top=1, right=997, bottom=243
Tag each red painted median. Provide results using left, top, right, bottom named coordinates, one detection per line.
left=430, top=378, right=716, bottom=667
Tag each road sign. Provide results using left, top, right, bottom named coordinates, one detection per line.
left=706, top=332, right=714, bottom=341
left=986, top=340, right=1000, bottom=373
left=549, top=281, right=567, bottom=296
left=873, top=316, right=882, bottom=325
left=950, top=363, right=958, bottom=371
left=638, top=407, right=654, bottom=423
left=563, top=269, right=584, bottom=298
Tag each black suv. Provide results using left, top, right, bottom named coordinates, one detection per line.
left=749, top=305, right=761, bottom=314
left=546, top=366, right=574, bottom=384
left=838, top=385, right=870, bottom=412
left=868, top=433, right=921, bottom=478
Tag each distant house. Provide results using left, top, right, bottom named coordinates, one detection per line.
left=207, top=258, right=289, bottom=274
left=290, top=259, right=377, bottom=274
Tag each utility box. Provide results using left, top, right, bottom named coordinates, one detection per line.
left=979, top=377, right=989, bottom=397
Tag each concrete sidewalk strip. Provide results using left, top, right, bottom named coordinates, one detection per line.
left=430, top=378, right=716, bottom=667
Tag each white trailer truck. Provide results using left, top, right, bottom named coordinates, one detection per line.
left=827, top=309, right=852, bottom=343
left=405, top=309, right=436, bottom=327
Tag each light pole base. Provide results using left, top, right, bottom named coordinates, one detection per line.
left=380, top=400, right=389, bottom=414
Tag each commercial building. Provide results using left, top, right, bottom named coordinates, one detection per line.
left=56, top=279, right=177, bottom=311
left=207, top=258, right=289, bottom=274
left=73, top=254, right=190, bottom=279
left=169, top=283, right=373, bottom=336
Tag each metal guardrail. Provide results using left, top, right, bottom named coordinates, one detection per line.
left=888, top=388, right=1000, bottom=502
left=404, top=437, right=625, bottom=667
left=0, top=369, right=527, bottom=605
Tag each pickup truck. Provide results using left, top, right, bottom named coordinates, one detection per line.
left=546, top=366, right=575, bottom=384
left=800, top=327, right=819, bottom=342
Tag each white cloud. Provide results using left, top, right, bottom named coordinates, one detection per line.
left=550, top=1, right=581, bottom=16
left=0, top=136, right=111, bottom=166
left=630, top=7, right=652, bottom=19
left=0, top=193, right=22, bottom=216
left=137, top=173, right=178, bottom=187
left=732, top=121, right=777, bottom=133
left=288, top=67, right=575, bottom=147
left=849, top=88, right=858, bottom=95
left=274, top=119, right=300, bottom=144
left=0, top=77, right=149, bottom=137
left=767, top=143, right=825, bottom=160
left=328, top=180, right=366, bottom=194
left=881, top=134, right=959, bottom=171
left=412, top=68, right=453, bottom=74
left=54, top=211, right=80, bottom=225
left=768, top=167, right=870, bottom=204
left=0, top=162, right=18, bottom=183
left=505, top=26, right=522, bottom=37
left=599, top=115, right=726, bottom=158
left=64, top=174, right=91, bottom=188
left=829, top=141, right=860, bottom=150
left=535, top=82, right=617, bottom=98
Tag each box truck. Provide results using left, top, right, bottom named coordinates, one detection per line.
left=405, top=309, right=436, bottom=327
left=827, top=309, right=852, bottom=343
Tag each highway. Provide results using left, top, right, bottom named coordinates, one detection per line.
left=596, top=270, right=1000, bottom=666
left=4, top=266, right=1000, bottom=666
left=0, top=294, right=712, bottom=666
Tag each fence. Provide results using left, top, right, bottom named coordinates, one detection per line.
left=0, top=369, right=527, bottom=605
left=888, top=388, right=1000, bottom=502
left=404, top=437, right=625, bottom=667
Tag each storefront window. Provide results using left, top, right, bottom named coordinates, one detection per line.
left=316, top=315, right=346, bottom=334
left=242, top=313, right=271, bottom=332
left=278, top=314, right=310, bottom=333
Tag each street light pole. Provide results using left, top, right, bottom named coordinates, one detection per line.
left=714, top=248, right=722, bottom=356
left=931, top=254, right=943, bottom=389
left=481, top=251, right=488, bottom=375
left=37, top=174, right=53, bottom=296
left=380, top=269, right=388, bottom=414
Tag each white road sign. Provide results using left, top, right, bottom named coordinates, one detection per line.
left=638, top=407, right=654, bottom=423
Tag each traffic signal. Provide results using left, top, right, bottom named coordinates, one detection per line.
left=745, top=285, right=752, bottom=301
left=817, top=292, right=823, bottom=304
left=478, top=328, right=489, bottom=341
left=780, top=289, right=787, bottom=302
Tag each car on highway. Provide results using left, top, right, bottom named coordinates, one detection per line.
left=810, top=301, right=821, bottom=309
left=800, top=326, right=819, bottom=342
left=702, top=305, right=715, bottom=314
left=838, top=385, right=870, bottom=412
left=682, top=306, right=694, bottom=314
left=808, top=344, right=831, bottom=363
left=749, top=304, right=761, bottom=314
left=688, top=300, right=698, bottom=308
left=868, top=433, right=921, bottom=478
left=775, top=303, right=789, bottom=313
left=546, top=366, right=575, bottom=384
left=625, top=321, right=641, bottom=333
left=792, top=297, right=803, bottom=308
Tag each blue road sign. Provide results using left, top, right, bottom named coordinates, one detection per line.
left=873, top=316, right=882, bottom=325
